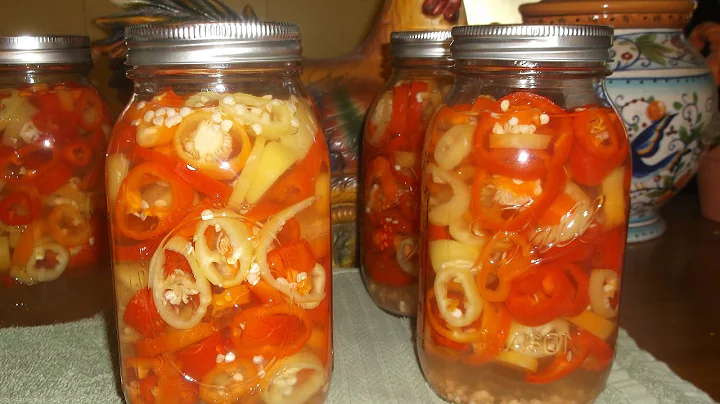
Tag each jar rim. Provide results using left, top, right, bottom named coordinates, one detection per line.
left=450, top=24, right=613, bottom=63
left=0, top=36, right=91, bottom=65
left=390, top=30, right=452, bottom=60
left=125, top=22, right=302, bottom=66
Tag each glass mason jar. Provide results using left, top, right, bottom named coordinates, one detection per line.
left=110, top=23, right=332, bottom=404
left=418, top=25, right=630, bottom=404
left=361, top=31, right=452, bottom=316
left=0, top=36, right=112, bottom=327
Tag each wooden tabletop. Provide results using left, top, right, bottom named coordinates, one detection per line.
left=620, top=194, right=720, bottom=401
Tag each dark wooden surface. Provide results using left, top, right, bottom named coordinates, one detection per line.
left=619, top=194, right=720, bottom=401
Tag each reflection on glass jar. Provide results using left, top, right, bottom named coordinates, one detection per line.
left=109, top=23, right=332, bottom=404
left=418, top=25, right=630, bottom=404
left=361, top=31, right=453, bottom=316
left=0, top=36, right=112, bottom=327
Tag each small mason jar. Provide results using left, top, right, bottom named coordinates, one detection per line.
left=109, top=23, right=332, bottom=404
left=0, top=36, right=112, bottom=327
left=361, top=30, right=453, bottom=316
left=418, top=25, right=630, bottom=404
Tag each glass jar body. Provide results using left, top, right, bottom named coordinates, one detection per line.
left=361, top=60, right=452, bottom=316
left=108, top=65, right=333, bottom=404
left=0, top=65, right=112, bottom=327
left=418, top=61, right=630, bottom=404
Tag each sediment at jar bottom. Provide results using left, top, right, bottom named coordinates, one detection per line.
left=420, top=346, right=610, bottom=404
left=109, top=89, right=332, bottom=404
left=419, top=91, right=629, bottom=404
left=364, top=276, right=418, bottom=316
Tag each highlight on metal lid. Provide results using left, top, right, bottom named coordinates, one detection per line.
left=390, top=30, right=453, bottom=59
left=0, top=36, right=92, bottom=65
left=125, top=22, right=302, bottom=66
left=450, top=24, right=614, bottom=63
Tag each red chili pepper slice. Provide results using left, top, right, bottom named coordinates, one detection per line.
left=471, top=166, right=566, bottom=232
left=114, top=161, right=195, bottom=240
left=75, top=90, right=105, bottom=131
left=505, top=264, right=575, bottom=327
left=124, top=288, right=166, bottom=338
left=560, top=263, right=590, bottom=318
left=569, top=106, right=629, bottom=186
left=33, top=111, right=78, bottom=142
left=230, top=303, right=312, bottom=359
left=63, top=140, right=93, bottom=167
left=133, top=146, right=232, bottom=202
left=365, top=251, right=415, bottom=286
left=388, top=84, right=410, bottom=135
left=0, top=190, right=40, bottom=226
left=34, top=164, right=74, bottom=195
left=497, top=91, right=566, bottom=115
left=176, top=332, right=230, bottom=382
left=525, top=329, right=594, bottom=384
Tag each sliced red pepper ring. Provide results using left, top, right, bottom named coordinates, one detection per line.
left=75, top=90, right=105, bottom=131
left=472, top=163, right=567, bottom=232
left=388, top=83, right=410, bottom=136
left=124, top=287, right=167, bottom=338
left=34, top=163, right=73, bottom=196
left=569, top=106, right=629, bottom=186
left=172, top=111, right=252, bottom=180
left=46, top=204, right=91, bottom=247
left=133, top=146, right=233, bottom=202
left=505, top=264, right=575, bottom=327
left=560, top=263, right=590, bottom=318
left=463, top=302, right=513, bottom=365
left=0, top=190, right=40, bottom=226
left=364, top=154, right=403, bottom=213
left=32, top=110, right=79, bottom=142
left=230, top=302, right=312, bottom=360
left=198, top=360, right=259, bottom=403
left=267, top=240, right=316, bottom=294
left=176, top=332, right=230, bottom=382
left=365, top=251, right=416, bottom=287
left=135, top=322, right=218, bottom=357
left=474, top=232, right=532, bottom=302
left=4, top=143, right=59, bottom=184
left=497, top=91, right=566, bottom=115
left=525, top=329, right=595, bottom=384
left=114, top=161, right=195, bottom=240
left=63, top=140, right=93, bottom=167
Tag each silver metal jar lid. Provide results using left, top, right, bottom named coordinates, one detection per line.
left=0, top=36, right=91, bottom=65
left=390, top=30, right=452, bottom=59
left=125, top=22, right=302, bottom=66
left=450, top=25, right=614, bottom=63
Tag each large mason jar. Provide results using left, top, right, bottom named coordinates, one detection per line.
left=418, top=25, right=630, bottom=404
left=361, top=30, right=453, bottom=316
left=109, top=23, right=332, bottom=404
left=0, top=36, right=112, bottom=327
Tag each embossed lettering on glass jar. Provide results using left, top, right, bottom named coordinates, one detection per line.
left=418, top=25, right=630, bottom=404
left=361, top=30, right=453, bottom=316
left=110, top=22, right=332, bottom=404
left=0, top=36, right=112, bottom=327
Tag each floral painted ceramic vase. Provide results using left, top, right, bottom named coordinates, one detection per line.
left=521, top=0, right=718, bottom=242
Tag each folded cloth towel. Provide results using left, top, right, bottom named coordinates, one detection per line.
left=0, top=269, right=715, bottom=404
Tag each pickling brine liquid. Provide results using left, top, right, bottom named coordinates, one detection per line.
left=109, top=89, right=332, bottom=404
left=418, top=92, right=629, bottom=404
